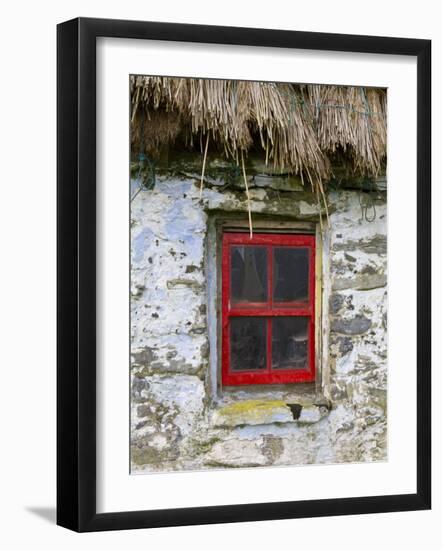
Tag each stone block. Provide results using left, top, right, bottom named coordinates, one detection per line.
left=212, top=400, right=294, bottom=427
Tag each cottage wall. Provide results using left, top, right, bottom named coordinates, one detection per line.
left=130, top=168, right=387, bottom=471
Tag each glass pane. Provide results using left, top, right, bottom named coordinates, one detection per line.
left=230, top=317, right=267, bottom=371
left=273, top=247, right=309, bottom=303
left=231, top=246, right=267, bottom=304
left=272, top=317, right=309, bottom=370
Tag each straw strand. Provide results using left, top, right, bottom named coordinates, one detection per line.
left=241, top=150, right=253, bottom=239
left=199, top=132, right=210, bottom=200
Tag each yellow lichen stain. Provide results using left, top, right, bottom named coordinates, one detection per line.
left=221, top=400, right=286, bottom=414
left=214, top=400, right=292, bottom=426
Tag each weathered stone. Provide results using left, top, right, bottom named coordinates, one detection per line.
left=212, top=400, right=294, bottom=427
left=131, top=347, right=155, bottom=367
left=330, top=293, right=345, bottom=315
left=331, top=315, right=372, bottom=335
left=297, top=405, right=323, bottom=424
left=261, top=436, right=285, bottom=464
left=253, top=174, right=304, bottom=192
left=332, top=234, right=387, bottom=255
left=130, top=176, right=388, bottom=472
left=368, top=387, right=387, bottom=413
left=131, top=375, right=150, bottom=399
left=132, top=346, right=201, bottom=376
left=344, top=252, right=357, bottom=262
left=131, top=437, right=180, bottom=465
left=137, top=404, right=151, bottom=418
left=147, top=375, right=205, bottom=436
left=330, top=383, right=349, bottom=401
left=131, top=392, right=182, bottom=467
left=333, top=273, right=387, bottom=291
left=166, top=278, right=204, bottom=290
left=337, top=337, right=354, bottom=356
left=205, top=438, right=268, bottom=467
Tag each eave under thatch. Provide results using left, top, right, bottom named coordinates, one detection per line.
left=130, top=76, right=387, bottom=191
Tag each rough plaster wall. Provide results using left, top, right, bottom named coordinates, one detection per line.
left=130, top=176, right=387, bottom=472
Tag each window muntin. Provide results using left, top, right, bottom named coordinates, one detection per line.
left=222, top=232, right=315, bottom=385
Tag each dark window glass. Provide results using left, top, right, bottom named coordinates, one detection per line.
left=273, top=247, right=309, bottom=303
left=230, top=317, right=266, bottom=371
left=231, top=246, right=267, bottom=304
left=272, top=317, right=309, bottom=370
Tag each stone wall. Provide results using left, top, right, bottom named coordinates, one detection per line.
left=130, top=167, right=387, bottom=472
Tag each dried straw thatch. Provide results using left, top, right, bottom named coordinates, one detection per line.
left=131, top=76, right=387, bottom=188
left=131, top=77, right=386, bottom=233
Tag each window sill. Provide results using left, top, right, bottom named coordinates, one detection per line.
left=211, top=398, right=330, bottom=428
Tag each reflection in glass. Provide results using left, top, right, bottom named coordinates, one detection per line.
left=231, top=246, right=267, bottom=304
left=273, top=247, right=309, bottom=303
left=230, top=317, right=266, bottom=371
left=272, top=317, right=309, bottom=370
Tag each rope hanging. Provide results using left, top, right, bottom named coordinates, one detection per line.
left=199, top=132, right=210, bottom=200
left=241, top=150, right=253, bottom=239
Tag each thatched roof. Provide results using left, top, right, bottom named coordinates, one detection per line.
left=130, top=76, right=387, bottom=189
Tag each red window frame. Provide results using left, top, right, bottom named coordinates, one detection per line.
left=222, top=232, right=315, bottom=386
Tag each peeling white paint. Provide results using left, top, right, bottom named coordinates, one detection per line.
left=130, top=176, right=388, bottom=472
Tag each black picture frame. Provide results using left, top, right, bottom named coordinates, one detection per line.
left=57, top=17, right=431, bottom=532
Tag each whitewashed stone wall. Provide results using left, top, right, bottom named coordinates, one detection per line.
left=130, top=172, right=387, bottom=472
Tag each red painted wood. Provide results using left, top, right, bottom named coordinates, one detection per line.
left=268, top=244, right=273, bottom=308
left=228, top=307, right=312, bottom=317
left=221, top=366, right=315, bottom=386
left=223, top=232, right=314, bottom=247
left=221, top=235, right=230, bottom=387
left=222, top=232, right=316, bottom=386
left=267, top=317, right=272, bottom=374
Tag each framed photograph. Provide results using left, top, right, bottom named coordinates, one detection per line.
left=57, top=18, right=431, bottom=532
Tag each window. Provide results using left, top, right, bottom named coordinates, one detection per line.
left=222, top=232, right=316, bottom=385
